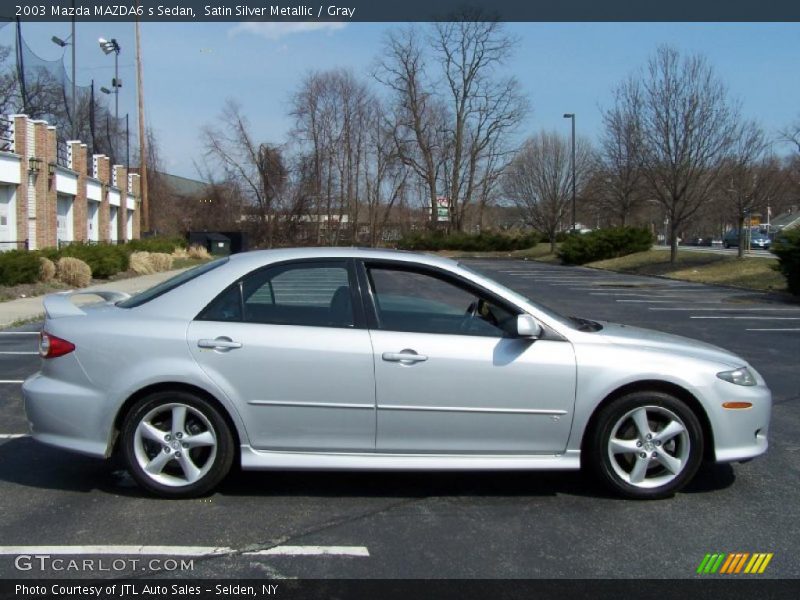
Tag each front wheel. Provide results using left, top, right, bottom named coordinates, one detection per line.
left=587, top=392, right=704, bottom=499
left=121, top=391, right=234, bottom=498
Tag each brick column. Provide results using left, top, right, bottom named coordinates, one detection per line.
left=129, top=173, right=141, bottom=239
left=114, top=165, right=128, bottom=242
left=95, top=155, right=111, bottom=242
left=32, top=122, right=52, bottom=249
left=12, top=115, right=29, bottom=249
left=70, top=142, right=88, bottom=241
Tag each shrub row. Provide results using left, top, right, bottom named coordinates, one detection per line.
left=771, top=229, right=800, bottom=296
left=557, top=227, right=654, bottom=265
left=0, top=237, right=186, bottom=286
left=396, top=230, right=541, bottom=252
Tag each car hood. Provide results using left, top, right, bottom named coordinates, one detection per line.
left=592, top=321, right=745, bottom=368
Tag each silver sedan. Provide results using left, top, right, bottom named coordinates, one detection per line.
left=23, top=248, right=771, bottom=499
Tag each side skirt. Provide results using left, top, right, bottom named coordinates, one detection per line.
left=240, top=446, right=581, bottom=471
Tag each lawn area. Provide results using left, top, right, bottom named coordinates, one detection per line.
left=437, top=243, right=560, bottom=261
left=587, top=250, right=786, bottom=292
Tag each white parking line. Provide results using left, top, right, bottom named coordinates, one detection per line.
left=244, top=546, right=370, bottom=557
left=650, top=307, right=800, bottom=311
left=690, top=316, right=800, bottom=320
left=0, top=545, right=370, bottom=557
left=0, top=352, right=38, bottom=355
left=746, top=328, right=800, bottom=332
left=0, top=434, right=28, bottom=439
left=0, top=380, right=25, bottom=384
left=618, top=299, right=721, bottom=303
left=0, top=332, right=39, bottom=336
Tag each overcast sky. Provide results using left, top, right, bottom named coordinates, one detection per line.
left=3, top=21, right=798, bottom=178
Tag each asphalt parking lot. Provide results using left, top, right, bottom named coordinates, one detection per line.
left=0, top=259, right=798, bottom=579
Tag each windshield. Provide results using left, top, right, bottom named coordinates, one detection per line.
left=117, top=258, right=229, bottom=309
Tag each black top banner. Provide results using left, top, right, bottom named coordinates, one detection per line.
left=3, top=0, right=800, bottom=23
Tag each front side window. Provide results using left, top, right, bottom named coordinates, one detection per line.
left=366, top=266, right=517, bottom=337
left=199, top=261, right=355, bottom=328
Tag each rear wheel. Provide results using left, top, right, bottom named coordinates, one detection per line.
left=587, top=391, right=703, bottom=499
left=121, top=391, right=234, bottom=498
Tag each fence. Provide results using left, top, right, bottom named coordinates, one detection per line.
left=0, top=116, right=13, bottom=153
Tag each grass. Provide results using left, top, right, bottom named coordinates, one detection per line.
left=172, top=257, right=211, bottom=270
left=587, top=250, right=787, bottom=292
left=436, top=243, right=560, bottom=261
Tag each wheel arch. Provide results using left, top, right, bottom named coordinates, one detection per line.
left=111, top=382, right=242, bottom=458
left=580, top=379, right=715, bottom=464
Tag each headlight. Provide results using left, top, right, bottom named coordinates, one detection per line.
left=717, top=367, right=756, bottom=386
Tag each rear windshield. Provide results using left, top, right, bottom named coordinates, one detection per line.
left=117, top=258, right=229, bottom=309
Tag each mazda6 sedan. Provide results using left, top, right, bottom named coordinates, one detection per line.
left=23, top=248, right=771, bottom=499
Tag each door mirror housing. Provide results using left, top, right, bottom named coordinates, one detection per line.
left=515, top=314, right=542, bottom=339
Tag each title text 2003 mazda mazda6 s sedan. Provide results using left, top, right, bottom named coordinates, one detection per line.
left=22, top=248, right=771, bottom=499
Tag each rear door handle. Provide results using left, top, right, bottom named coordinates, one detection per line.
left=198, top=338, right=242, bottom=350
left=382, top=350, right=428, bottom=364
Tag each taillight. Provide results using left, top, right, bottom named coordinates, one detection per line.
left=39, top=331, right=75, bottom=359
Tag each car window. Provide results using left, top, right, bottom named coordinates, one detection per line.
left=366, top=266, right=516, bottom=337
left=118, top=258, right=229, bottom=309
left=199, top=261, right=355, bottom=328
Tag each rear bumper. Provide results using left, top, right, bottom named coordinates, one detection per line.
left=22, top=372, right=112, bottom=458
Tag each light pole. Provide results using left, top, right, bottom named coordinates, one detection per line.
left=98, top=38, right=121, bottom=123
left=52, top=27, right=76, bottom=140
left=563, top=113, right=576, bottom=232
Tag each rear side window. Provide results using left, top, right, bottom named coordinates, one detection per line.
left=118, top=258, right=229, bottom=309
left=198, top=261, right=356, bottom=328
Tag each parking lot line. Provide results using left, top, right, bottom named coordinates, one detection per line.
left=0, top=545, right=370, bottom=557
left=746, top=328, right=800, bottom=332
left=0, top=380, right=25, bottom=384
left=690, top=316, right=800, bottom=320
left=0, top=434, right=28, bottom=439
left=244, top=546, right=370, bottom=557
left=650, top=307, right=800, bottom=311
left=0, top=352, right=38, bottom=355
left=0, top=332, right=39, bottom=336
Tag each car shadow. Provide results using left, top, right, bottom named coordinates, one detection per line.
left=0, top=438, right=736, bottom=500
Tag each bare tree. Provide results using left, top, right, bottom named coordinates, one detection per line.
left=202, top=100, right=287, bottom=247
left=376, top=26, right=448, bottom=226
left=432, top=18, right=529, bottom=230
left=597, top=83, right=646, bottom=225
left=717, top=121, right=786, bottom=257
left=503, top=131, right=594, bottom=253
left=617, top=46, right=739, bottom=262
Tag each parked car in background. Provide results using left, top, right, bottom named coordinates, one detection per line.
left=723, top=229, right=771, bottom=250
left=22, top=248, right=771, bottom=500
left=685, top=236, right=714, bottom=247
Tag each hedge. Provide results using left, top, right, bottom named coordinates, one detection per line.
left=557, top=227, right=654, bottom=265
left=771, top=229, right=800, bottom=296
left=396, top=231, right=541, bottom=252
left=0, top=237, right=188, bottom=286
left=0, top=250, right=41, bottom=286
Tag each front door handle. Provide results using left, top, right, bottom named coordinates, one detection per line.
left=382, top=350, right=428, bottom=364
left=198, top=337, right=242, bottom=350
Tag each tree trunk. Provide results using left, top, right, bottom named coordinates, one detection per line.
left=737, top=212, right=745, bottom=259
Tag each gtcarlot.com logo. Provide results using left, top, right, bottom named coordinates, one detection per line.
left=697, top=552, right=774, bottom=575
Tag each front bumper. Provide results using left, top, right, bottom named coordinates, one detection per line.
left=705, top=378, right=771, bottom=463
left=22, top=372, right=113, bottom=458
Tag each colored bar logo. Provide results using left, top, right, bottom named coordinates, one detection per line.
left=697, top=553, right=773, bottom=574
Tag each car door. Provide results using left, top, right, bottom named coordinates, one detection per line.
left=360, top=261, right=576, bottom=454
left=187, top=259, right=376, bottom=451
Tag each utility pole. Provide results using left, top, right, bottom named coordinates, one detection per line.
left=135, top=5, right=149, bottom=232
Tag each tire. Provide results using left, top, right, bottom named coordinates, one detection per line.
left=121, top=390, right=234, bottom=498
left=586, top=391, right=703, bottom=500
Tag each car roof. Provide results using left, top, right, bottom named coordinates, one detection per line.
left=225, top=247, right=461, bottom=271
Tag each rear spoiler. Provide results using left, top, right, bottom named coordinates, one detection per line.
left=43, top=290, right=132, bottom=319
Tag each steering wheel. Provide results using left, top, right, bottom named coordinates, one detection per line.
left=459, top=300, right=479, bottom=333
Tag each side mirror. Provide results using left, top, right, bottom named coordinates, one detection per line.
left=515, top=314, right=542, bottom=339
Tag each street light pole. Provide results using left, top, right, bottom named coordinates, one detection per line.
left=563, top=113, right=576, bottom=232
